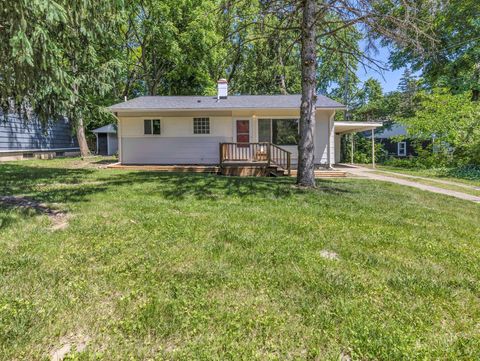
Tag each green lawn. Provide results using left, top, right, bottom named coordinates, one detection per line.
left=371, top=170, right=480, bottom=197
left=376, top=165, right=480, bottom=187
left=1, top=158, right=479, bottom=360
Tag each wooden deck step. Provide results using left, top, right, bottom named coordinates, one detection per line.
left=107, top=163, right=220, bottom=173
left=290, top=170, right=347, bottom=178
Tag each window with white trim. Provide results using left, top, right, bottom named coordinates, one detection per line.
left=397, top=141, right=407, bottom=157
left=193, top=117, right=210, bottom=134
left=144, top=119, right=161, bottom=135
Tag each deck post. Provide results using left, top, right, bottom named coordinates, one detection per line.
left=287, top=153, right=291, bottom=176
left=219, top=143, right=223, bottom=166
left=267, top=143, right=271, bottom=167
left=371, top=129, right=375, bottom=169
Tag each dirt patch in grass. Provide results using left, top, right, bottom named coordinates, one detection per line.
left=50, top=334, right=90, bottom=361
left=320, top=250, right=340, bottom=260
left=69, top=156, right=118, bottom=169
left=0, top=196, right=69, bottom=230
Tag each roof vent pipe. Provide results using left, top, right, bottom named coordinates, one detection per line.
left=217, top=79, right=228, bottom=99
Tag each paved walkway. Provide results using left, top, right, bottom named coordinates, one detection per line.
left=343, top=166, right=480, bottom=203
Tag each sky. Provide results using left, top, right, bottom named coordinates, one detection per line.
left=355, top=43, right=406, bottom=93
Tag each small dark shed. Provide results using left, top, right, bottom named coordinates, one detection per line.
left=92, top=124, right=118, bottom=156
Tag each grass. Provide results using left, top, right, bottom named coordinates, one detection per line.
left=371, top=170, right=480, bottom=197
left=376, top=165, right=480, bottom=187
left=1, top=157, right=479, bottom=360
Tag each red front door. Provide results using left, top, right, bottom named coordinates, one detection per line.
left=236, top=120, right=250, bottom=144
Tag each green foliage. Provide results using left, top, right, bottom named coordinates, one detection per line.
left=400, top=88, right=480, bottom=165
left=343, top=134, right=386, bottom=164
left=121, top=0, right=226, bottom=97
left=220, top=1, right=363, bottom=96
left=388, top=0, right=480, bottom=99
left=0, top=0, right=124, bottom=124
left=380, top=164, right=480, bottom=184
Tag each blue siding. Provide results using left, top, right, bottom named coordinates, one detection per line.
left=0, top=115, right=78, bottom=151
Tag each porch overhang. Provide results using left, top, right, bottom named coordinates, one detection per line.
left=334, top=121, right=382, bottom=134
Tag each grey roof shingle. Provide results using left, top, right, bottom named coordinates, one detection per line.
left=92, top=124, right=117, bottom=134
left=109, top=95, right=345, bottom=111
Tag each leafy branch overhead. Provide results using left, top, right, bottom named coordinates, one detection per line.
left=2, top=0, right=478, bottom=169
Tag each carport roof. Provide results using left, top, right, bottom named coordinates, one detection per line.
left=334, top=121, right=382, bottom=134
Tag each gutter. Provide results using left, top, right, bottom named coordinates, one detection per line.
left=0, top=147, right=80, bottom=154
left=107, top=106, right=347, bottom=113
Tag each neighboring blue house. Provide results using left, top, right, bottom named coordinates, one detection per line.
left=0, top=113, right=79, bottom=161
left=365, top=122, right=432, bottom=157
left=371, top=123, right=412, bottom=157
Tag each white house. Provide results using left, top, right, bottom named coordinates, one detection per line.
left=109, top=79, right=380, bottom=174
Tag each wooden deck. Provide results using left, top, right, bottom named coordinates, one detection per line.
left=107, top=163, right=220, bottom=173
left=289, top=169, right=347, bottom=178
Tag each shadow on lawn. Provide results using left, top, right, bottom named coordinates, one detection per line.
left=0, top=163, right=95, bottom=193
left=0, top=163, right=352, bottom=209
left=101, top=171, right=352, bottom=200
left=91, top=158, right=118, bottom=165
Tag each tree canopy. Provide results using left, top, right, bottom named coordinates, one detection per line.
left=2, top=0, right=478, bottom=171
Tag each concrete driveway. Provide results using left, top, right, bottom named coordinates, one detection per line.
left=341, top=165, right=480, bottom=203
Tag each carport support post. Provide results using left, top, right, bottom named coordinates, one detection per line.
left=350, top=134, right=354, bottom=164
left=371, top=129, right=375, bottom=169
left=327, top=115, right=332, bottom=169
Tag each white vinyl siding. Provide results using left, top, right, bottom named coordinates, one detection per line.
left=122, top=137, right=229, bottom=164
left=117, top=110, right=336, bottom=166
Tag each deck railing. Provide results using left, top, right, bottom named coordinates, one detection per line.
left=219, top=142, right=291, bottom=175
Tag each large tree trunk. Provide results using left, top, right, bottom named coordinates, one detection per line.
left=297, top=0, right=317, bottom=187
left=75, top=115, right=90, bottom=158
left=71, top=62, right=90, bottom=158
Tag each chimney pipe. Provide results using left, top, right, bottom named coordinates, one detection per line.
left=217, top=79, right=228, bottom=99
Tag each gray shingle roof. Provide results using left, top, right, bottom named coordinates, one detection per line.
left=368, top=123, right=407, bottom=139
left=109, top=95, right=345, bottom=111
left=92, top=124, right=117, bottom=134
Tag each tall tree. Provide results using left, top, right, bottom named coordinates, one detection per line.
left=388, top=0, right=480, bottom=101
left=297, top=0, right=318, bottom=186
left=122, top=0, right=226, bottom=98
left=401, top=88, right=480, bottom=165
left=226, top=0, right=434, bottom=187
left=0, top=0, right=124, bottom=157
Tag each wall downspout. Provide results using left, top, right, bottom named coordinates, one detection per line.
left=351, top=134, right=354, bottom=164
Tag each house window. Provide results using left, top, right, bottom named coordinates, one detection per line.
left=258, top=118, right=299, bottom=145
left=193, top=117, right=210, bottom=134
left=144, top=119, right=161, bottom=135
left=397, top=141, right=407, bottom=157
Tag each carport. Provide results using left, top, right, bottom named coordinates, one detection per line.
left=334, top=121, right=382, bottom=168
